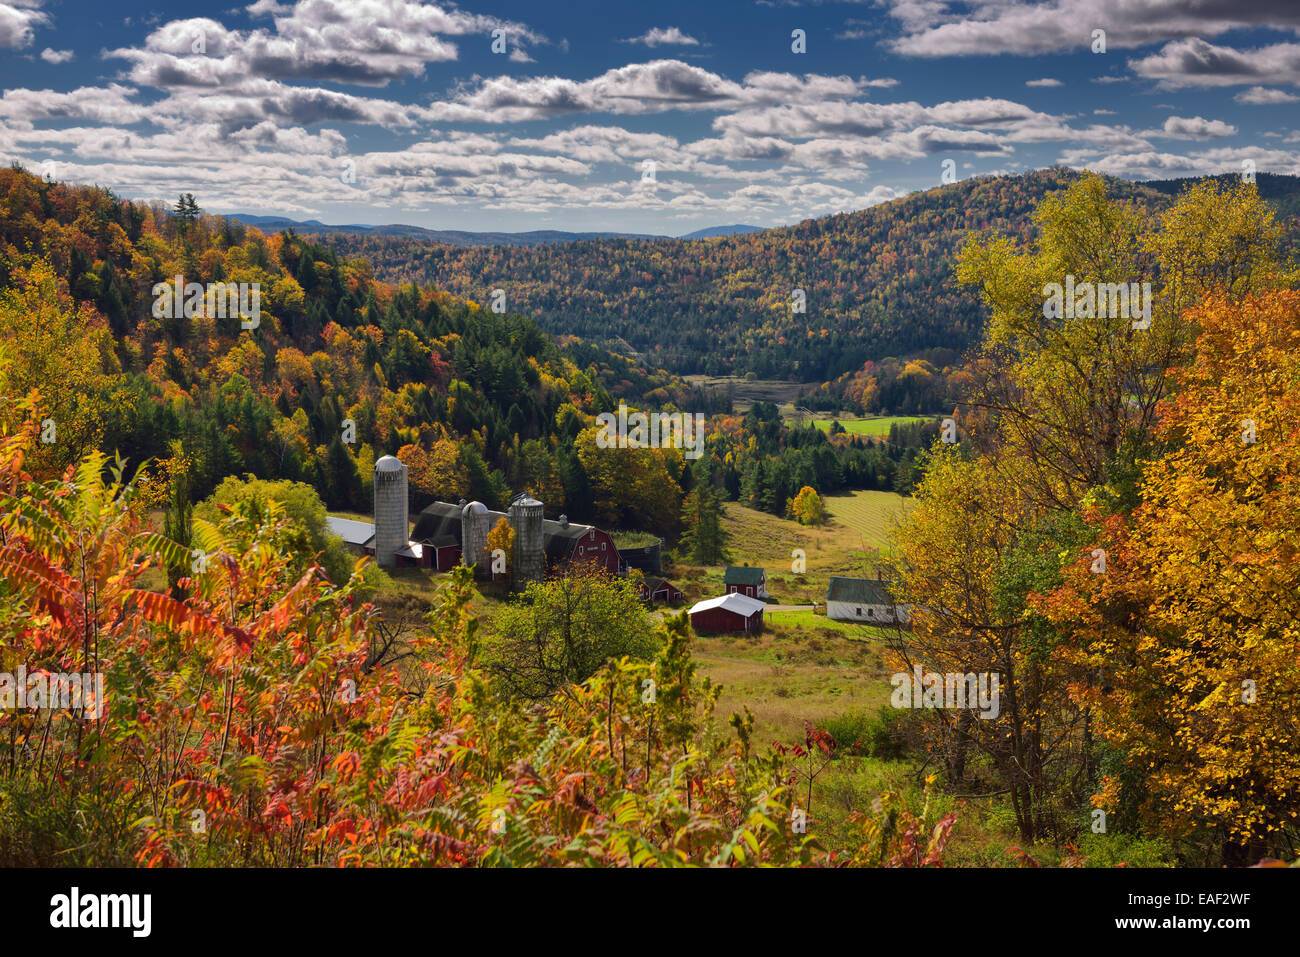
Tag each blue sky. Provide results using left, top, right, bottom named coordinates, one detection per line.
left=2, top=0, right=1298, bottom=233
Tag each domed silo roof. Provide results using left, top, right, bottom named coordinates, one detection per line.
left=375, top=455, right=404, bottom=473
left=462, top=500, right=488, bottom=515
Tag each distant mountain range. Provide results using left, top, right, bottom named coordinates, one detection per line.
left=226, top=214, right=765, bottom=245
left=677, top=224, right=765, bottom=240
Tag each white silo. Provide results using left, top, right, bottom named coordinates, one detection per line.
left=509, top=493, right=544, bottom=587
left=373, top=455, right=408, bottom=567
left=461, top=501, right=490, bottom=574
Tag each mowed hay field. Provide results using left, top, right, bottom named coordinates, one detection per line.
left=681, top=374, right=810, bottom=412
left=673, top=489, right=911, bottom=606
left=821, top=489, right=912, bottom=556
left=811, top=414, right=929, bottom=436
left=676, top=488, right=914, bottom=745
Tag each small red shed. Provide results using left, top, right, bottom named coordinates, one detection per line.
left=688, top=593, right=766, bottom=634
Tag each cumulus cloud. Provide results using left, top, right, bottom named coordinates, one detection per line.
left=884, top=0, right=1300, bottom=57
left=0, top=84, right=148, bottom=127
left=39, top=46, right=72, bottom=63
left=623, top=27, right=700, bottom=47
left=15, top=0, right=1270, bottom=229
left=1129, top=38, right=1300, bottom=89
left=1234, top=86, right=1300, bottom=104
left=508, top=125, right=681, bottom=163
left=0, top=1, right=48, bottom=50
left=1059, top=145, right=1300, bottom=179
left=105, top=1, right=545, bottom=88
left=1151, top=115, right=1237, bottom=140
left=424, top=61, right=865, bottom=123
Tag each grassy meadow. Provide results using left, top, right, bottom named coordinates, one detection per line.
left=810, top=414, right=929, bottom=436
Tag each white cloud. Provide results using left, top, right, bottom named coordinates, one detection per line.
left=424, top=61, right=865, bottom=123
left=39, top=46, right=72, bottom=64
left=508, top=125, right=681, bottom=163
left=1059, top=146, right=1300, bottom=179
left=1151, top=115, right=1237, bottom=140
left=0, top=84, right=148, bottom=127
left=1234, top=85, right=1300, bottom=105
left=1129, top=38, right=1300, bottom=89
left=0, top=1, right=48, bottom=50
left=884, top=0, right=1300, bottom=57
left=623, top=27, right=700, bottom=47
left=17, top=3, right=1280, bottom=229
left=105, top=1, right=546, bottom=88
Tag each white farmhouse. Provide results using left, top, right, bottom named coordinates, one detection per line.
left=826, top=576, right=910, bottom=625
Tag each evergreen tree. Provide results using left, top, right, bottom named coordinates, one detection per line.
left=323, top=435, right=362, bottom=509
left=174, top=193, right=200, bottom=230
left=679, top=458, right=729, bottom=564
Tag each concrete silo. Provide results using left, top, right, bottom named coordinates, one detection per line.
left=509, top=493, right=544, bottom=587
left=461, top=501, right=490, bottom=575
left=373, top=455, right=408, bottom=567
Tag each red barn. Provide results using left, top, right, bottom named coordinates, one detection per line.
left=637, top=576, right=684, bottom=606
left=689, top=593, right=766, bottom=634
left=544, top=517, right=620, bottom=574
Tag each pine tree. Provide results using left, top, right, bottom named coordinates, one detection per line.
left=323, top=435, right=362, bottom=509
left=174, top=193, right=200, bottom=230
left=679, top=459, right=729, bottom=564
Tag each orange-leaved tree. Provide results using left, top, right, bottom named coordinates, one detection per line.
left=1036, top=291, right=1300, bottom=864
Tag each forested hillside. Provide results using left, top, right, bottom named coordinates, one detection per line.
left=322, top=170, right=1300, bottom=381
left=318, top=170, right=1131, bottom=379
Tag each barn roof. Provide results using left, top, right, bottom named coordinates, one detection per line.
left=413, top=501, right=513, bottom=543
left=326, top=516, right=375, bottom=546
left=411, top=501, right=611, bottom=563
left=543, top=517, right=595, bottom=540
left=395, top=542, right=424, bottom=560
left=826, top=576, right=895, bottom=606
left=724, top=565, right=765, bottom=586
left=542, top=518, right=601, bottom=564
left=689, top=593, right=766, bottom=617
left=411, top=502, right=460, bottom=543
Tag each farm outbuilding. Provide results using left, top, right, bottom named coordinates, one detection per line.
left=638, top=576, right=683, bottom=606
left=688, top=593, right=766, bottom=634
left=826, top=576, right=910, bottom=625
left=617, top=539, right=663, bottom=576
left=723, top=565, right=767, bottom=599
left=326, top=516, right=375, bottom=557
